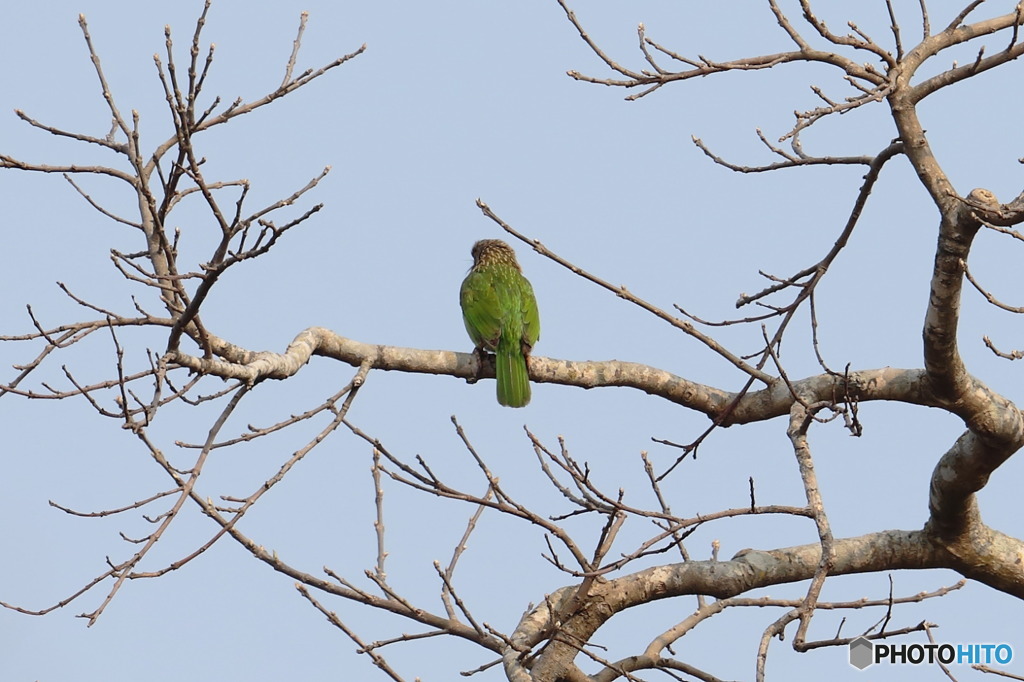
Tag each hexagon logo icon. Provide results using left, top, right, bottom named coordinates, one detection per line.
left=849, top=636, right=874, bottom=670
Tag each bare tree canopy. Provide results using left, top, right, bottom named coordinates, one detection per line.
left=2, top=1, right=1024, bottom=680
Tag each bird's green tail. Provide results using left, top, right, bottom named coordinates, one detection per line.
left=496, top=339, right=531, bottom=408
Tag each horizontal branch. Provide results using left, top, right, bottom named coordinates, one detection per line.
left=521, top=529, right=948, bottom=679
left=167, top=327, right=946, bottom=427
left=0, top=154, right=138, bottom=184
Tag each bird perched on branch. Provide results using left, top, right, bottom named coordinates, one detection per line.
left=459, top=239, right=540, bottom=407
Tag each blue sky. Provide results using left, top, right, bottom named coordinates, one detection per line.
left=2, top=1, right=1023, bottom=680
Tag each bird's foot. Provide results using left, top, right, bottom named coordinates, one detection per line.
left=466, top=347, right=490, bottom=385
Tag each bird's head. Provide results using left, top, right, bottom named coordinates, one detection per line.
left=470, top=239, right=522, bottom=271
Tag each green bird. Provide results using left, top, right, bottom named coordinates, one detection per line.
left=460, top=239, right=540, bottom=407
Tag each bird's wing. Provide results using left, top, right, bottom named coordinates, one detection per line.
left=460, top=270, right=504, bottom=350
left=520, top=277, right=540, bottom=349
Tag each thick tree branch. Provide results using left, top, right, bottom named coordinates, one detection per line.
left=521, top=530, right=948, bottom=680
left=167, top=327, right=949, bottom=425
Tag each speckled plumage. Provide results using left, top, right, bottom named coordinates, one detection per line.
left=459, top=239, right=540, bottom=407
